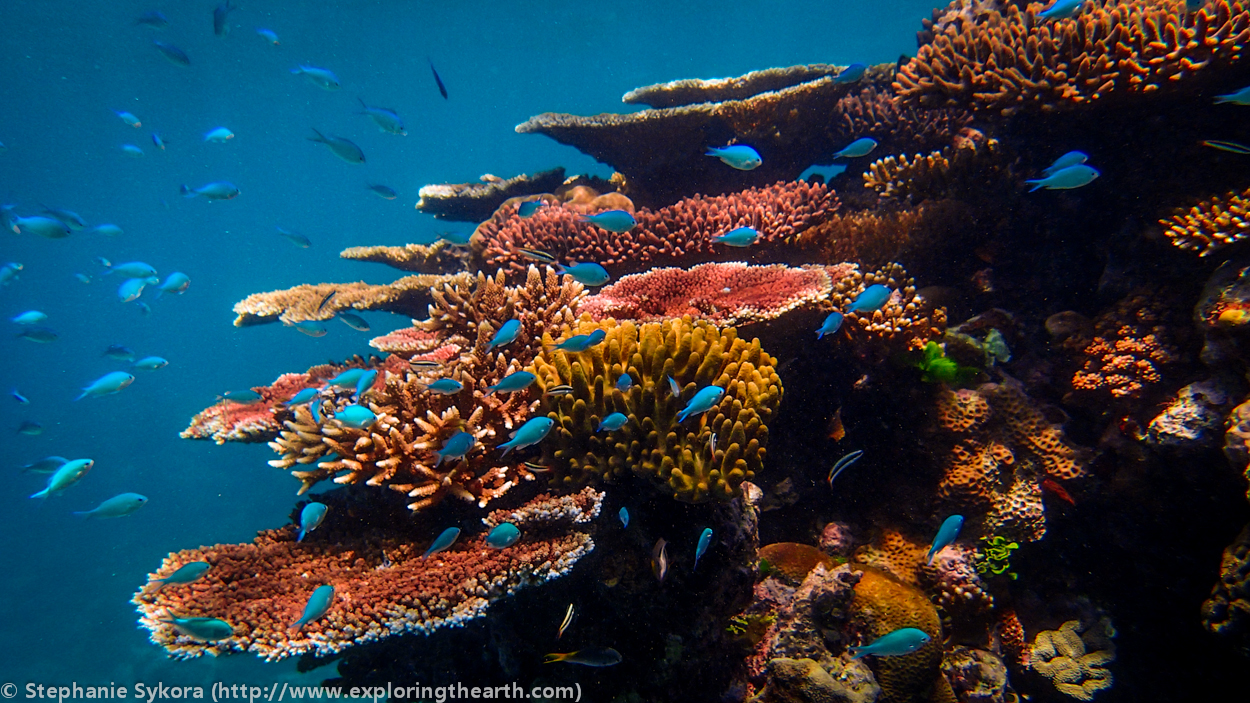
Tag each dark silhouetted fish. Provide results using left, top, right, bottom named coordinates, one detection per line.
left=308, top=128, right=365, bottom=164
left=133, top=11, right=169, bottom=29
left=428, top=58, right=448, bottom=99
left=153, top=41, right=190, bottom=66
left=213, top=1, right=235, bottom=36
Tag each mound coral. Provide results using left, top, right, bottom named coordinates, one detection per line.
left=848, top=567, right=952, bottom=703
left=1224, top=400, right=1250, bottom=500
left=758, top=543, right=837, bottom=583
left=578, top=262, right=855, bottom=327
left=1160, top=185, right=1250, bottom=257
left=473, top=181, right=839, bottom=279
left=1028, top=618, right=1116, bottom=701
left=415, top=168, right=568, bottom=222
left=1201, top=523, right=1250, bottom=656
left=896, top=0, right=1250, bottom=115
left=933, top=379, right=1088, bottom=542
left=232, top=273, right=475, bottom=327
left=528, top=315, right=783, bottom=502
left=132, top=488, right=602, bottom=661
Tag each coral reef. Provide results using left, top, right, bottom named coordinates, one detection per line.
left=529, top=315, right=783, bottom=502
left=826, top=262, right=948, bottom=356
left=941, top=647, right=1010, bottom=703
left=132, top=488, right=602, bottom=661
left=1160, top=185, right=1250, bottom=257
left=622, top=64, right=847, bottom=108
left=1145, top=378, right=1238, bottom=451
left=415, top=168, right=567, bottom=222
left=933, top=379, right=1088, bottom=542
left=231, top=273, right=475, bottom=326
left=339, top=242, right=465, bottom=274
left=863, top=137, right=1016, bottom=204
left=896, top=0, right=1250, bottom=115
left=1224, top=399, right=1250, bottom=499
left=1027, top=618, right=1116, bottom=701
left=578, top=262, right=855, bottom=327
left=473, top=181, right=839, bottom=279
left=1067, top=290, right=1180, bottom=404
left=848, top=567, right=952, bottom=703
left=759, top=543, right=838, bottom=584
left=1202, top=523, right=1250, bottom=656
left=835, top=85, right=973, bottom=156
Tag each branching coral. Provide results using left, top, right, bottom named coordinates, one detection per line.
left=836, top=85, right=973, bottom=155
left=1160, top=185, right=1250, bottom=257
left=933, top=379, right=1088, bottom=542
left=863, top=136, right=1015, bottom=204
left=473, top=181, right=839, bottom=279
left=132, top=488, right=602, bottom=661
left=896, top=0, right=1250, bottom=115
left=527, top=315, right=783, bottom=502
left=339, top=243, right=466, bottom=274
left=1028, top=618, right=1116, bottom=701
left=578, top=262, right=855, bottom=327
left=1068, top=289, right=1179, bottom=403
left=415, top=168, right=568, bottom=222
left=827, top=263, right=948, bottom=356
left=231, top=273, right=475, bottom=327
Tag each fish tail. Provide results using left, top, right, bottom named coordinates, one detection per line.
left=179, top=185, right=195, bottom=198
left=289, top=67, right=302, bottom=75
left=72, top=510, right=92, bottom=518
left=1214, top=96, right=1231, bottom=104
left=30, top=489, right=48, bottom=499
left=499, top=444, right=514, bottom=457
left=298, top=530, right=306, bottom=542
left=543, top=653, right=569, bottom=664
left=73, top=391, right=87, bottom=401
left=307, top=128, right=326, bottom=143
left=847, top=647, right=866, bottom=660
left=358, top=97, right=367, bottom=109
left=1025, top=180, right=1043, bottom=192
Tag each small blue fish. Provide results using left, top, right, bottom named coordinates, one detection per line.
left=22, top=456, right=67, bottom=473
left=93, top=223, right=124, bottom=237
left=286, top=388, right=318, bottom=406
left=357, top=99, right=406, bottom=135
left=335, top=405, right=376, bottom=429
left=153, top=40, right=191, bottom=66
left=619, top=507, right=629, bottom=528
left=11, top=310, right=46, bottom=325
left=18, top=420, right=42, bottom=435
left=553, top=328, right=607, bottom=352
left=16, top=326, right=57, bottom=343
left=694, top=527, right=713, bottom=570
left=30, top=458, right=94, bottom=499
left=204, top=127, right=235, bottom=143
left=435, top=431, right=475, bottom=465
left=150, top=133, right=167, bottom=150
left=799, top=163, right=848, bottom=182
left=615, top=374, right=633, bottom=392
left=76, top=371, right=135, bottom=400
left=308, top=128, right=365, bottom=164
left=294, top=320, right=327, bottom=337
left=677, top=386, right=725, bottom=422
left=486, top=523, right=521, bottom=549
left=12, top=388, right=29, bottom=403
left=298, top=503, right=329, bottom=542
left=834, top=63, right=868, bottom=83
left=832, top=137, right=878, bottom=159
left=180, top=181, right=239, bottom=200
left=132, top=356, right=168, bottom=370
left=848, top=284, right=892, bottom=313
left=828, top=449, right=864, bottom=486
left=118, top=277, right=156, bottom=303
left=74, top=492, right=148, bottom=519
left=712, top=226, right=760, bottom=247
left=256, top=28, right=280, bottom=45
left=277, top=227, right=311, bottom=248
left=487, top=319, right=521, bottom=352
left=156, top=272, right=190, bottom=297
left=667, top=375, right=681, bottom=397
left=134, top=10, right=169, bottom=28
left=1039, top=0, right=1086, bottom=20
left=425, top=379, right=464, bottom=395
left=706, top=144, right=762, bottom=171
left=438, top=230, right=471, bottom=245
left=149, top=562, right=210, bottom=590
left=136, top=301, right=152, bottom=316
left=1214, top=85, right=1250, bottom=105
left=355, top=369, right=378, bottom=397
left=0, top=262, right=22, bottom=285
left=557, top=262, right=611, bottom=286
left=121, top=144, right=144, bottom=157
left=338, top=313, right=370, bottom=332
left=115, top=110, right=142, bottom=128
left=9, top=214, right=70, bottom=238
left=597, top=412, right=628, bottom=432
left=1025, top=164, right=1099, bottom=191
left=326, top=369, right=367, bottom=389
left=290, top=585, right=335, bottom=630
left=580, top=210, right=636, bottom=233
left=310, top=401, right=323, bottom=423
left=221, top=390, right=263, bottom=404
left=74, top=273, right=91, bottom=284
left=291, top=65, right=341, bottom=90
left=816, top=312, right=844, bottom=339
left=517, top=200, right=545, bottom=217
left=498, top=417, right=555, bottom=456
left=424, top=527, right=461, bottom=557
left=848, top=628, right=932, bottom=659
left=1041, top=151, right=1089, bottom=176
left=162, top=617, right=233, bottom=641
left=926, top=515, right=964, bottom=565
left=367, top=184, right=398, bottom=200
left=488, top=371, right=537, bottom=395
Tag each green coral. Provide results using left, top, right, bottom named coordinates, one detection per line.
left=727, top=613, right=776, bottom=645
left=528, top=315, right=783, bottom=502
left=974, top=535, right=1019, bottom=580
left=912, top=341, right=980, bottom=386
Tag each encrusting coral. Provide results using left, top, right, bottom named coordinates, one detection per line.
left=1028, top=618, right=1116, bottom=701
left=528, top=315, right=783, bottom=502
left=231, top=273, right=475, bottom=326
left=896, top=0, right=1250, bottom=115
left=132, top=488, right=602, bottom=661
left=1160, top=185, right=1250, bottom=257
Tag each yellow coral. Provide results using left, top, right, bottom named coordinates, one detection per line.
left=849, top=567, right=953, bottom=703
left=1029, top=618, right=1116, bottom=701
left=529, top=315, right=782, bottom=502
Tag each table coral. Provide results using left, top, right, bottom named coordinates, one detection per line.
left=1201, top=523, right=1250, bottom=656
left=1160, top=185, right=1250, bottom=257
left=621, top=64, right=848, bottom=108
left=132, top=488, right=601, bottom=661
left=933, top=380, right=1088, bottom=542
left=231, top=272, right=475, bottom=326
left=472, top=181, right=838, bottom=280
left=896, top=0, right=1250, bottom=115
left=1028, top=618, right=1116, bottom=701
left=415, top=168, right=567, bottom=222
left=339, top=242, right=465, bottom=274
left=578, top=262, right=854, bottom=327
left=528, top=315, right=783, bottom=502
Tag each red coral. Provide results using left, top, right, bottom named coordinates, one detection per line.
left=578, top=262, right=855, bottom=326
left=474, top=181, right=838, bottom=278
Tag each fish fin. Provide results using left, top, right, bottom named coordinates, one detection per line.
left=1214, top=96, right=1231, bottom=104
left=1025, top=180, right=1044, bottom=192
left=298, top=530, right=306, bottom=542
left=307, top=128, right=326, bottom=143
left=847, top=647, right=866, bottom=660
left=289, top=67, right=302, bottom=75
left=179, top=185, right=195, bottom=198
left=73, top=391, right=87, bottom=401
left=72, top=510, right=92, bottom=518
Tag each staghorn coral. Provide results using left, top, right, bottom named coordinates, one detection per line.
left=933, top=379, right=1088, bottom=542
left=1068, top=289, right=1180, bottom=403
left=827, top=262, right=948, bottom=356
left=1160, top=185, right=1250, bottom=257
left=339, top=242, right=466, bottom=274
left=231, top=273, right=475, bottom=327
left=1201, top=523, right=1250, bottom=656
left=132, top=488, right=601, bottom=661
left=896, top=0, right=1250, bottom=115
left=1028, top=618, right=1116, bottom=701
left=863, top=137, right=1015, bottom=204
left=529, top=315, right=783, bottom=503
left=848, top=566, right=953, bottom=703
left=473, top=181, right=839, bottom=279
left=414, top=167, right=567, bottom=222
left=578, top=262, right=855, bottom=327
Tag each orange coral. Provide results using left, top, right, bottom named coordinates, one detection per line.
left=1160, top=185, right=1250, bottom=257
left=759, top=542, right=836, bottom=583
left=998, top=608, right=1029, bottom=667
left=897, top=0, right=1250, bottom=115
left=828, top=263, right=948, bottom=356
left=231, top=273, right=474, bottom=326
left=849, top=567, right=953, bottom=703
left=1068, top=291, right=1179, bottom=403
left=862, top=137, right=1015, bottom=204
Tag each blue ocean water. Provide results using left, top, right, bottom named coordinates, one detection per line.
left=0, top=0, right=941, bottom=687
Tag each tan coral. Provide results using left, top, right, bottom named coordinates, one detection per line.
left=339, top=243, right=466, bottom=273
left=1029, top=618, right=1116, bottom=701
left=1159, top=185, right=1250, bottom=257
left=863, top=137, right=1014, bottom=204
left=828, top=263, right=948, bottom=356
left=232, top=273, right=475, bottom=327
